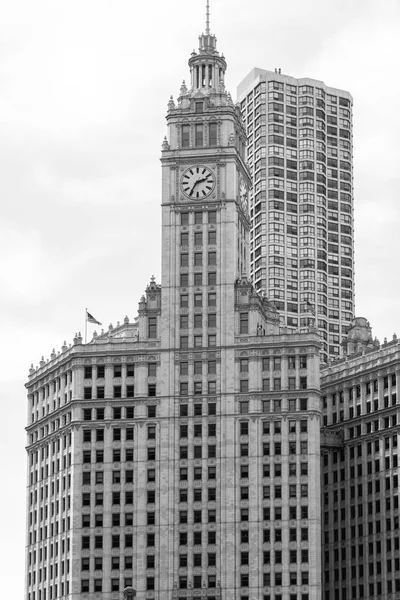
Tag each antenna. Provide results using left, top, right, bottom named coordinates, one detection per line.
left=206, top=0, right=210, bottom=35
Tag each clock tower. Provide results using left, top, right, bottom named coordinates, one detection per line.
left=160, top=9, right=252, bottom=353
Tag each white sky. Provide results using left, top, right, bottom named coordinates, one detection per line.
left=1, top=0, right=400, bottom=595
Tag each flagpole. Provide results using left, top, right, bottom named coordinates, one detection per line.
left=85, top=308, right=87, bottom=344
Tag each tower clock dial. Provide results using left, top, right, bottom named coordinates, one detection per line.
left=181, top=165, right=215, bottom=199
left=239, top=175, right=248, bottom=212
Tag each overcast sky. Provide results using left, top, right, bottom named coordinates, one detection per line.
left=1, top=0, right=400, bottom=595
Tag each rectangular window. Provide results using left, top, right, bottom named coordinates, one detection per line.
left=209, top=122, right=217, bottom=146
left=148, top=317, right=157, bottom=339
left=240, top=380, right=249, bottom=393
left=194, top=294, right=202, bottom=307
left=148, top=363, right=157, bottom=377
left=194, top=272, right=202, bottom=285
left=195, top=123, right=203, bottom=147
left=126, top=364, right=135, bottom=377
left=182, top=125, right=190, bottom=148
left=208, top=230, right=217, bottom=245
left=240, top=313, right=249, bottom=334
left=208, top=313, right=217, bottom=328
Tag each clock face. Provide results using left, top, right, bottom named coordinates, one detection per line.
left=181, top=166, right=215, bottom=199
left=239, top=176, right=248, bottom=212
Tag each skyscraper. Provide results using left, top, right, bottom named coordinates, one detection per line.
left=25, top=12, right=322, bottom=600
left=237, top=69, right=354, bottom=362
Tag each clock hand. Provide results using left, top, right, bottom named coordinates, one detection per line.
left=189, top=178, right=201, bottom=195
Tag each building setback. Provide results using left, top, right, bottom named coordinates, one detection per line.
left=25, top=16, right=322, bottom=600
left=237, top=69, right=354, bottom=363
left=321, top=318, right=400, bottom=600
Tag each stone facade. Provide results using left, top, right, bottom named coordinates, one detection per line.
left=321, top=318, right=400, bottom=599
left=25, top=17, right=322, bottom=600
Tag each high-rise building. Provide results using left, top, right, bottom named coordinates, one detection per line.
left=237, top=69, right=354, bottom=362
left=320, top=318, right=400, bottom=600
left=25, top=13, right=322, bottom=600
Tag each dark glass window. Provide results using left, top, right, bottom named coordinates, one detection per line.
left=182, top=125, right=190, bottom=148
left=209, top=122, right=217, bottom=146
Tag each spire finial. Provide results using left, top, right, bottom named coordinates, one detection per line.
left=205, top=0, right=210, bottom=35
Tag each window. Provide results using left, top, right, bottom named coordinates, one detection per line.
left=182, top=125, right=190, bottom=148
left=83, top=409, right=92, bottom=421
left=208, top=402, right=216, bottom=415
left=195, top=123, right=203, bottom=147
left=240, top=313, right=249, bottom=334
left=148, top=363, right=157, bottom=377
left=209, top=122, right=217, bottom=146
left=83, top=429, right=91, bottom=442
left=208, top=271, right=217, bottom=285
left=147, top=405, right=156, bottom=418
left=208, top=230, right=217, bottom=245
left=208, top=466, right=216, bottom=480
left=240, top=380, right=249, bottom=393
left=148, top=426, right=156, bottom=439
left=208, top=313, right=217, bottom=328
left=208, top=293, right=216, bottom=306
left=194, top=293, right=202, bottom=308
left=194, top=252, right=202, bottom=267
left=148, top=384, right=156, bottom=397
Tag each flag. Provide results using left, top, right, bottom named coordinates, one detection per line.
left=86, top=310, right=101, bottom=326
left=305, top=301, right=315, bottom=316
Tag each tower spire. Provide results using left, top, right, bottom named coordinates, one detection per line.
left=206, top=0, right=210, bottom=35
